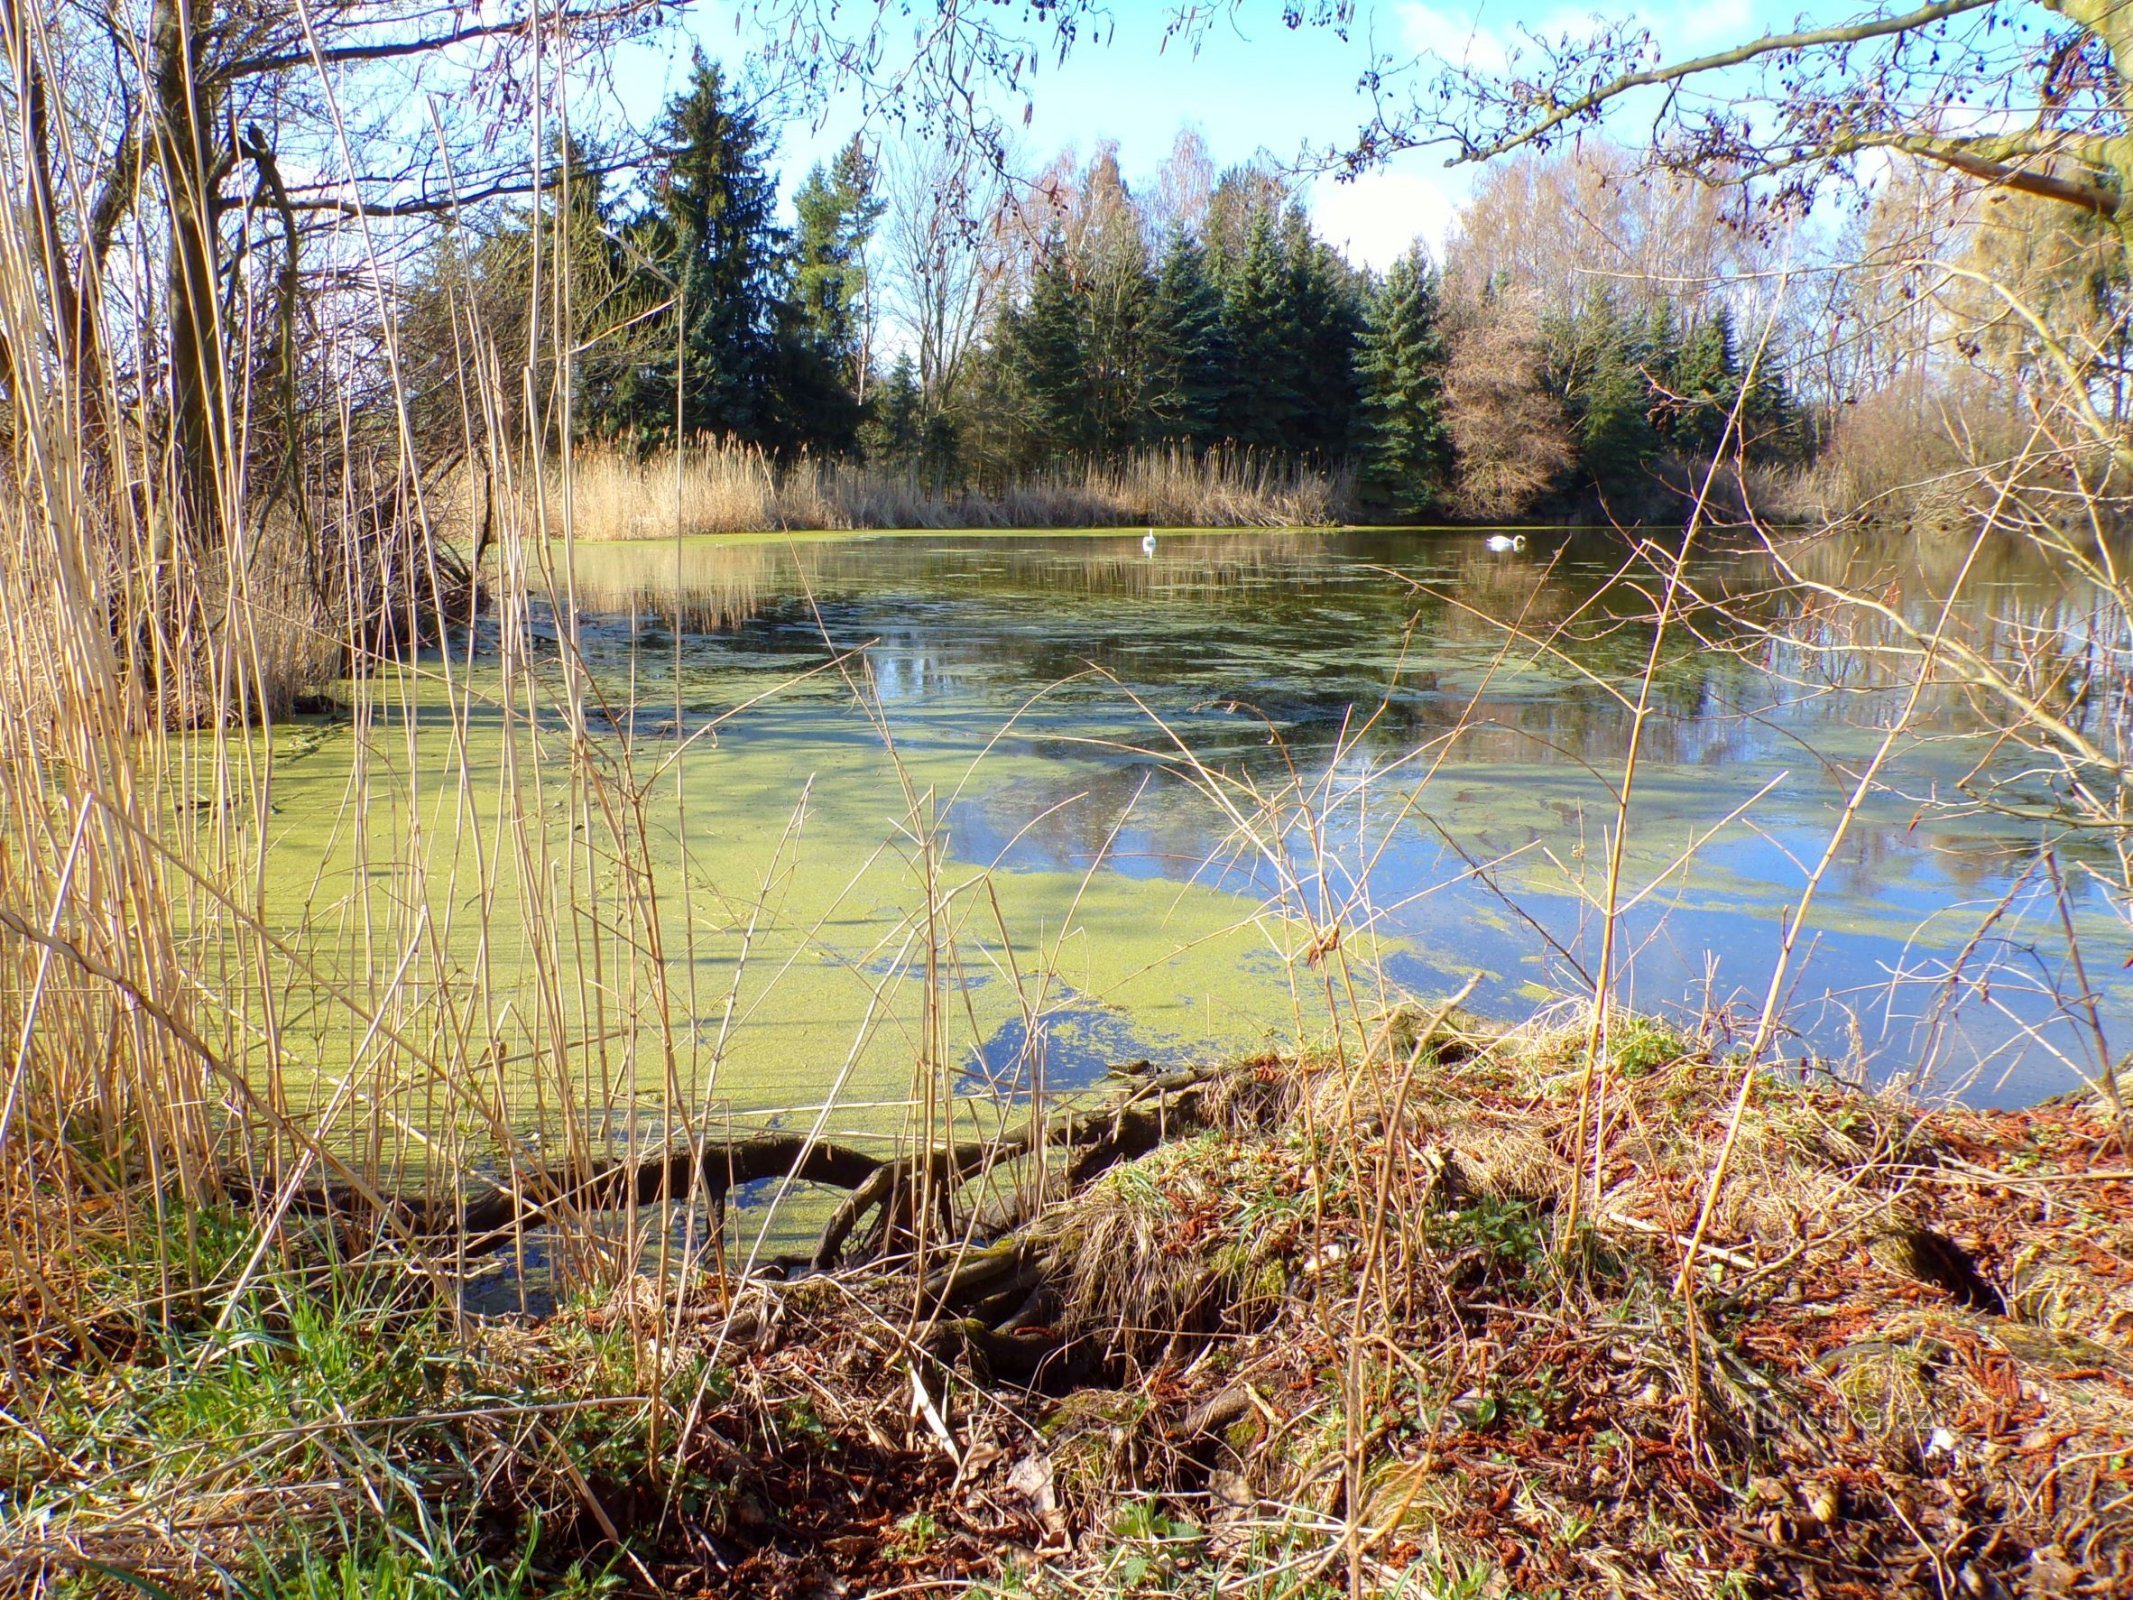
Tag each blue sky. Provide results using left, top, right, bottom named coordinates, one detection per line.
left=607, top=0, right=1794, bottom=268
left=575, top=0, right=1808, bottom=269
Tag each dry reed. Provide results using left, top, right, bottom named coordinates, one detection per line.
left=536, top=439, right=1353, bottom=540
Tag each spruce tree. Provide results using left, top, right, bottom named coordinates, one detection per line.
left=1011, top=236, right=1093, bottom=455
left=1077, top=225, right=1157, bottom=456
left=1285, top=207, right=1366, bottom=459
left=792, top=137, right=884, bottom=390
left=1743, top=359, right=1806, bottom=466
left=1222, top=210, right=1305, bottom=449
left=642, top=52, right=790, bottom=445
left=1669, top=305, right=1739, bottom=460
left=859, top=354, right=924, bottom=465
left=445, top=137, right=651, bottom=449
left=1551, top=299, right=1661, bottom=508
left=1144, top=227, right=1230, bottom=446
left=1356, top=246, right=1452, bottom=518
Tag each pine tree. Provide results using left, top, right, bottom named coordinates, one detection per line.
left=1356, top=246, right=1452, bottom=518
left=1144, top=227, right=1230, bottom=446
left=792, top=137, right=884, bottom=391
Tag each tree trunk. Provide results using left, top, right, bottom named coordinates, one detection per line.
left=150, top=0, right=225, bottom=546
left=3, top=2, right=101, bottom=436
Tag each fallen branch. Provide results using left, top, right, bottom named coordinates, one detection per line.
left=261, top=1062, right=1229, bottom=1276
left=264, top=1132, right=881, bottom=1249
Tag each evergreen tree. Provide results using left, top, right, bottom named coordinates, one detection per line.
left=859, top=354, right=924, bottom=465
left=1285, top=207, right=1366, bottom=458
left=561, top=149, right=656, bottom=446
left=1356, top=246, right=1452, bottom=517
left=792, top=137, right=884, bottom=391
left=1638, top=297, right=1683, bottom=442
left=1010, top=235, right=1095, bottom=455
left=408, top=137, right=656, bottom=450
left=1222, top=210, right=1306, bottom=449
left=1549, top=299, right=1661, bottom=507
left=1664, top=305, right=1804, bottom=464
left=1668, top=305, right=1739, bottom=459
left=1743, top=361, right=1806, bottom=465
left=1013, top=152, right=1159, bottom=458
left=1215, top=207, right=1362, bottom=457
left=1070, top=156, right=1160, bottom=455
left=1144, top=227, right=1230, bottom=446
left=642, top=53, right=790, bottom=445
left=1088, top=261, right=1159, bottom=453
left=1204, top=163, right=1288, bottom=279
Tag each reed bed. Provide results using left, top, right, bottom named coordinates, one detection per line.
left=542, top=440, right=1352, bottom=540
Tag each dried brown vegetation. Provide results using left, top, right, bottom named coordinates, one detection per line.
left=1440, top=289, right=1576, bottom=520
left=9, top=1015, right=2130, bottom=1598
left=534, top=440, right=1351, bottom=540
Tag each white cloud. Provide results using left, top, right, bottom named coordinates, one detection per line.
left=1311, top=165, right=1461, bottom=270
left=1674, top=0, right=1758, bottom=51
left=1398, top=0, right=1770, bottom=70
left=1397, top=3, right=1513, bottom=72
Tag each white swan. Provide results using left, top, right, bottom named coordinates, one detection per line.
left=1142, top=529, right=1158, bottom=557
left=1485, top=533, right=1526, bottom=552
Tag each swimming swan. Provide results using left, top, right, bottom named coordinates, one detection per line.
left=1485, top=533, right=1526, bottom=552
left=1142, top=529, right=1158, bottom=557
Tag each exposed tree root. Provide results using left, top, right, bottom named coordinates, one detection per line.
left=257, top=1131, right=881, bottom=1251
left=13, top=1021, right=2133, bottom=1598
left=261, top=1060, right=1235, bottom=1345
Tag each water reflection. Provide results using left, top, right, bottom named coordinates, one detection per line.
left=554, top=525, right=2133, bottom=1106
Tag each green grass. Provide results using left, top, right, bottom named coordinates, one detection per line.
left=238, top=1520, right=620, bottom=1600
left=6, top=1224, right=693, bottom=1599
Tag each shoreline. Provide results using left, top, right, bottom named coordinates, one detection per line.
left=8, top=1009, right=2130, bottom=1597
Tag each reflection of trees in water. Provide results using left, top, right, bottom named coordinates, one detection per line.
left=492, top=525, right=2129, bottom=1095
left=1752, top=529, right=2133, bottom=827
left=565, top=529, right=1335, bottom=625
left=541, top=527, right=2115, bottom=792
left=564, top=539, right=787, bottom=633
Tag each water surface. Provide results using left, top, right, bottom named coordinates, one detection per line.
left=237, top=524, right=2131, bottom=1156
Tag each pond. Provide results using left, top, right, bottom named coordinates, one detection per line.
left=234, top=524, right=2130, bottom=1170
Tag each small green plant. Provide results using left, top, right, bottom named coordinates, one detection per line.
left=245, top=1516, right=620, bottom=1600
left=1610, top=1016, right=1689, bottom=1078
left=1111, top=1501, right=1196, bottom=1543
left=777, top=1395, right=835, bottom=1447
left=1428, top=1194, right=1550, bottom=1279
left=1099, top=1500, right=1204, bottom=1593
left=887, top=1511, right=943, bottom=1561
left=1385, top=1552, right=1501, bottom=1600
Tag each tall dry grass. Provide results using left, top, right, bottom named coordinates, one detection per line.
left=545, top=438, right=1352, bottom=540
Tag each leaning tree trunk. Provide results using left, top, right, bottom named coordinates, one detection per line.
left=150, top=0, right=226, bottom=548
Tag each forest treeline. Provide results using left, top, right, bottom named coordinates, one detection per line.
left=411, top=57, right=1825, bottom=526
